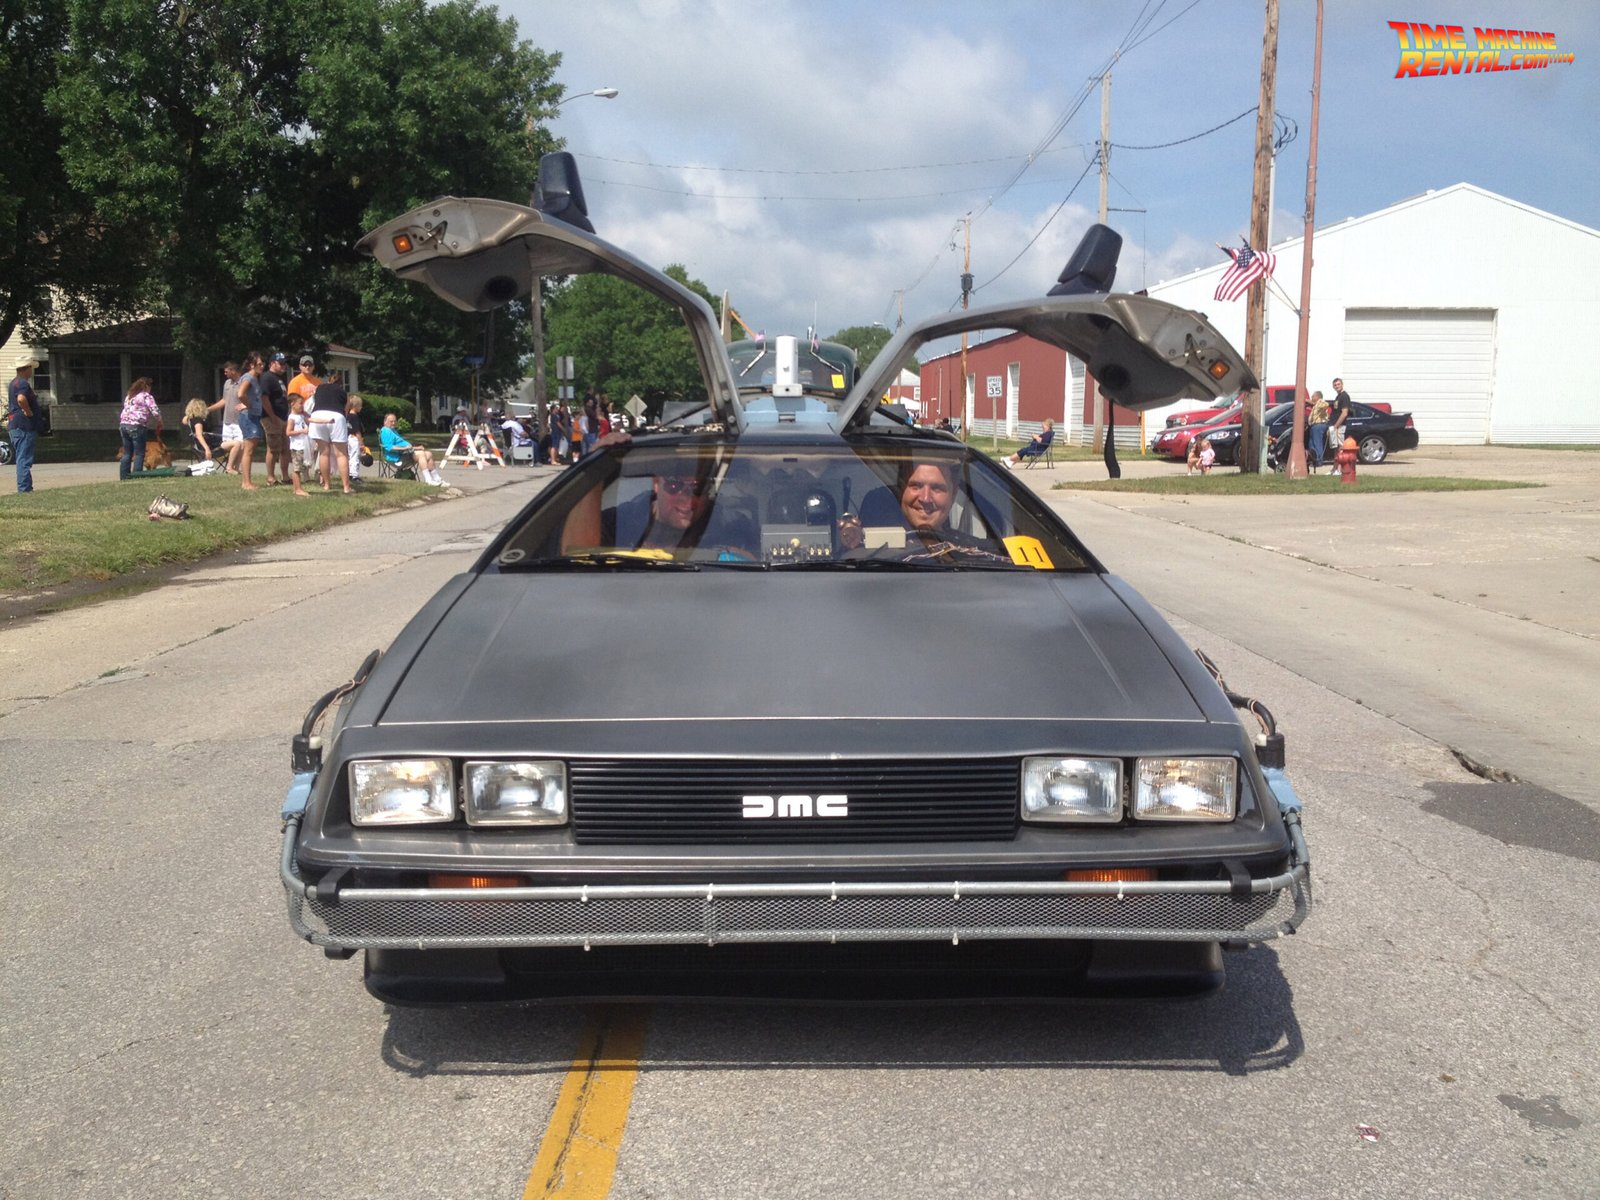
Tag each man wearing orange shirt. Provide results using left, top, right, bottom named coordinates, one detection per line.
left=288, top=354, right=322, bottom=407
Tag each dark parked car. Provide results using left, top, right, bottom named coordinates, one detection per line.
left=278, top=161, right=1311, bottom=1004
left=1206, top=401, right=1418, bottom=466
left=1275, top=400, right=1418, bottom=466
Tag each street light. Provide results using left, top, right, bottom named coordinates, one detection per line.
left=553, top=87, right=619, bottom=111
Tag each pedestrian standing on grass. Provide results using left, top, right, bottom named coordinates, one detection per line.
left=118, top=377, right=160, bottom=481
left=308, top=375, right=352, bottom=494
left=289, top=355, right=322, bottom=409
left=285, top=394, right=311, bottom=497
left=207, top=362, right=244, bottom=474
left=1307, top=390, right=1331, bottom=467
left=8, top=355, right=41, bottom=493
left=1329, top=377, right=1352, bottom=475
left=345, top=394, right=366, bottom=485
left=236, top=353, right=265, bottom=490
left=261, top=353, right=292, bottom=485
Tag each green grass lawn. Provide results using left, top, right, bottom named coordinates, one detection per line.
left=1055, top=473, right=1538, bottom=496
left=969, top=436, right=1102, bottom=462
left=0, top=474, right=436, bottom=592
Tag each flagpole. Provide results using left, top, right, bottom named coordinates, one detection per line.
left=1287, top=0, right=1324, bottom=480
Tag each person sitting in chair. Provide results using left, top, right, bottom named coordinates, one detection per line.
left=378, top=412, right=442, bottom=485
left=1002, top=419, right=1054, bottom=469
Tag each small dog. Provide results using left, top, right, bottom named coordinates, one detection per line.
left=143, top=439, right=174, bottom=470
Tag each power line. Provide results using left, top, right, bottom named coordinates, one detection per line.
left=1111, top=105, right=1258, bottom=150
left=583, top=173, right=1096, bottom=204
left=573, top=145, right=1084, bottom=177
left=898, top=0, right=1206, bottom=310
left=969, top=158, right=1098, bottom=296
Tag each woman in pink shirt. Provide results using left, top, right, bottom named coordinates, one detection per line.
left=118, top=377, right=161, bottom=480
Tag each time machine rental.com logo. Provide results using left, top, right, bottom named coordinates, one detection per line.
left=1389, top=22, right=1575, bottom=77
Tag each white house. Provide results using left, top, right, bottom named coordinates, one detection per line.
left=1144, top=183, right=1600, bottom=444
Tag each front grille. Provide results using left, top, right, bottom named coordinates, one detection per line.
left=568, top=758, right=1020, bottom=845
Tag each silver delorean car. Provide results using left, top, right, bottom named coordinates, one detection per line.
left=278, top=156, right=1310, bottom=1004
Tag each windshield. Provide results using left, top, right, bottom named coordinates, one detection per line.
left=491, top=438, right=1093, bottom=571
left=727, top=339, right=856, bottom=400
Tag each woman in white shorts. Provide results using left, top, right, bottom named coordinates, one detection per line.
left=307, top=380, right=352, bottom=494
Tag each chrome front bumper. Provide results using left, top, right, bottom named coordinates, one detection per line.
left=280, top=813, right=1311, bottom=952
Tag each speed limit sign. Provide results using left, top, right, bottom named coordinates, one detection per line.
left=986, top=376, right=1003, bottom=399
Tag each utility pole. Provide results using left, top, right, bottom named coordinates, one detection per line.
left=959, top=216, right=972, bottom=442
left=1090, top=68, right=1112, bottom=454
left=1288, top=0, right=1325, bottom=479
left=1240, top=0, right=1279, bottom=473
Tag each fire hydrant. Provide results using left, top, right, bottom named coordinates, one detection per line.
left=1336, top=436, right=1359, bottom=485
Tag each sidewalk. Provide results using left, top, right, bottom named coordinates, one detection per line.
left=12, top=456, right=561, bottom=494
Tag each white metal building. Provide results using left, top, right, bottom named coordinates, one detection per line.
left=1144, top=184, right=1600, bottom=444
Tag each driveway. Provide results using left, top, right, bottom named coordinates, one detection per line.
left=1025, top=444, right=1600, bottom=810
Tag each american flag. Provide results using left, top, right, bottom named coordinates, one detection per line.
left=1214, top=242, right=1276, bottom=302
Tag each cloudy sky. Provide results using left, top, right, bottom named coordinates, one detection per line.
left=500, top=0, right=1596, bottom=338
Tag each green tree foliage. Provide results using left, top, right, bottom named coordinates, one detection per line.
left=543, top=267, right=721, bottom=409
left=46, top=0, right=560, bottom=398
left=828, top=323, right=916, bottom=372
left=0, top=0, right=150, bottom=346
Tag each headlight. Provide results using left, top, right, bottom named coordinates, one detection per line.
left=1133, top=758, right=1237, bottom=821
left=464, top=760, right=568, bottom=826
left=1207, top=429, right=1237, bottom=441
left=349, top=759, right=454, bottom=825
left=1021, top=757, right=1122, bottom=823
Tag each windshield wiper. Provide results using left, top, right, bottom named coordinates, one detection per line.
left=768, top=557, right=931, bottom=570
left=499, top=553, right=701, bottom=571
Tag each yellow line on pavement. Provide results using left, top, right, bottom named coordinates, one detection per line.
left=522, top=1007, right=649, bottom=1200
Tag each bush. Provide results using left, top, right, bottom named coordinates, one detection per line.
left=357, top=394, right=415, bottom=434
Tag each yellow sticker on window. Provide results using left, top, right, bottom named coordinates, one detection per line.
left=1003, top=536, right=1054, bottom=569
left=831, top=373, right=845, bottom=389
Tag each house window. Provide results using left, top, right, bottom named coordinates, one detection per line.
left=56, top=353, right=124, bottom=404
left=131, top=355, right=183, bottom=406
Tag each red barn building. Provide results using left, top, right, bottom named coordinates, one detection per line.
left=917, top=333, right=1144, bottom=446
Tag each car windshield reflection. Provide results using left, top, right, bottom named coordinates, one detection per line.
left=494, top=440, right=1092, bottom=571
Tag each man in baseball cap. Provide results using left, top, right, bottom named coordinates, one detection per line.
left=8, top=354, right=42, bottom=492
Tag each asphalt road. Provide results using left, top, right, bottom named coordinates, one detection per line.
left=2, top=451, right=1596, bottom=1199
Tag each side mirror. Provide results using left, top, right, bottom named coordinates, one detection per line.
left=532, top=152, right=594, bottom=233
left=1048, top=224, right=1121, bottom=296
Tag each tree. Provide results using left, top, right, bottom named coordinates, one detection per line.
left=827, top=324, right=891, bottom=366
left=0, top=0, right=150, bottom=347
left=827, top=323, right=916, bottom=373
left=543, top=266, right=721, bottom=409
left=47, top=0, right=559, bottom=397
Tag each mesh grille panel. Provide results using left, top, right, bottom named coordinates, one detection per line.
left=291, top=884, right=1304, bottom=949
left=569, top=758, right=1021, bottom=844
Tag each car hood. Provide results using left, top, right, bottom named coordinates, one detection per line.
left=375, top=572, right=1206, bottom=728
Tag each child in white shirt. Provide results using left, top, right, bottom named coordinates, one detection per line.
left=286, top=395, right=311, bottom=497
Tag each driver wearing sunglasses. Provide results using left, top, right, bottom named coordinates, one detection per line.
left=643, top=473, right=712, bottom=548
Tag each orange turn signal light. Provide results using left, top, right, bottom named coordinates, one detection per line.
left=429, top=873, right=521, bottom=889
left=392, top=233, right=415, bottom=254
left=1066, top=868, right=1156, bottom=883
left=1208, top=359, right=1230, bottom=380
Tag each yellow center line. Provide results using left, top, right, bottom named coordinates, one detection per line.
left=522, top=1006, right=650, bottom=1200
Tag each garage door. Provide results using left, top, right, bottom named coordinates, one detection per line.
left=1341, top=309, right=1495, bottom=443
